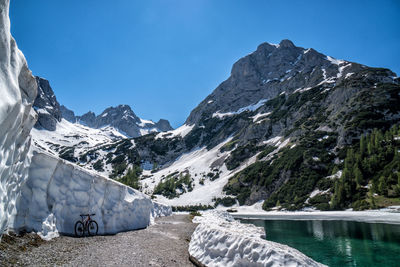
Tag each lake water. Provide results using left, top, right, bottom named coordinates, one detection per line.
left=239, top=219, right=400, bottom=266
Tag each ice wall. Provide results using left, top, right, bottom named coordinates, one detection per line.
left=11, top=150, right=157, bottom=235
left=0, top=0, right=38, bottom=234
left=189, top=211, right=326, bottom=267
left=151, top=201, right=173, bottom=219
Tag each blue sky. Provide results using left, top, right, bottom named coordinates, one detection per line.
left=10, top=0, right=400, bottom=128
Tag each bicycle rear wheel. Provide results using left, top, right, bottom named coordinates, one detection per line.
left=74, top=221, right=84, bottom=237
left=88, top=220, right=98, bottom=236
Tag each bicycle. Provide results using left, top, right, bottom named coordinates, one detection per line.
left=74, top=213, right=99, bottom=237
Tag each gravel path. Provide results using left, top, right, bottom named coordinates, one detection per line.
left=0, top=214, right=198, bottom=266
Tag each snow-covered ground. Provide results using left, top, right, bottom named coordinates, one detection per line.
left=143, top=138, right=266, bottom=206
left=145, top=134, right=295, bottom=207
left=31, top=118, right=126, bottom=157
left=228, top=203, right=400, bottom=225
left=212, top=99, right=268, bottom=119
left=155, top=124, right=194, bottom=139
left=189, top=211, right=325, bottom=267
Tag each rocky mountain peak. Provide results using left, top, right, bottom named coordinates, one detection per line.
left=60, top=105, right=76, bottom=123
left=99, top=104, right=140, bottom=125
left=155, top=119, right=173, bottom=132
left=185, top=39, right=373, bottom=125
left=33, top=76, right=61, bottom=131
left=78, top=111, right=96, bottom=127
left=279, top=39, right=295, bottom=48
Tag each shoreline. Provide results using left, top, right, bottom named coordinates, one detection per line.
left=230, top=209, right=400, bottom=225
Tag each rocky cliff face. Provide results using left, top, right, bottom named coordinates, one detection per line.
left=0, top=0, right=38, bottom=234
left=186, top=39, right=394, bottom=126
left=33, top=77, right=61, bottom=131
left=60, top=105, right=76, bottom=123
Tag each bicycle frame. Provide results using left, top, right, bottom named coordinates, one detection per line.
left=75, top=213, right=98, bottom=237
left=80, top=214, right=92, bottom=229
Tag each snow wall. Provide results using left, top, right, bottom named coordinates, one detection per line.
left=0, top=0, right=38, bottom=234
left=10, top=150, right=170, bottom=236
left=0, top=0, right=171, bottom=237
left=189, top=211, right=326, bottom=267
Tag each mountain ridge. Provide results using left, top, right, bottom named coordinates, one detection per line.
left=33, top=39, right=400, bottom=212
left=33, top=77, right=173, bottom=137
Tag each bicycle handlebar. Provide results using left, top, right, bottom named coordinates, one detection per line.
left=79, top=213, right=96, bottom=217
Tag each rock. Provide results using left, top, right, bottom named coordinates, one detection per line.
left=60, top=105, right=76, bottom=123
left=184, top=39, right=386, bottom=126
left=33, top=77, right=61, bottom=131
left=78, top=111, right=96, bottom=127
left=155, top=119, right=173, bottom=132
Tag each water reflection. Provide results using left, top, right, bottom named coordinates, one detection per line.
left=240, top=219, right=400, bottom=267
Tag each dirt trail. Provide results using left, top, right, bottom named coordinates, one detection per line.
left=0, top=214, right=197, bottom=266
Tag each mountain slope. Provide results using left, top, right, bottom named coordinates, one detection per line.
left=31, top=78, right=174, bottom=174
left=47, top=40, right=400, bottom=211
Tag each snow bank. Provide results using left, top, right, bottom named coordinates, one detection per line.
left=151, top=201, right=173, bottom=218
left=11, top=150, right=155, bottom=235
left=189, top=211, right=325, bottom=267
left=156, top=124, right=194, bottom=139
left=0, top=0, right=38, bottom=234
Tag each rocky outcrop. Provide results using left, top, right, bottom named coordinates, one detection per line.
left=33, top=77, right=61, bottom=131
left=185, top=39, right=395, bottom=125
left=0, top=0, right=38, bottom=234
left=155, top=119, right=173, bottom=132
left=77, top=111, right=96, bottom=128
left=60, top=105, right=76, bottom=123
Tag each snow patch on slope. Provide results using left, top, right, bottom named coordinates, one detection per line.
left=189, top=211, right=325, bottom=267
left=142, top=140, right=232, bottom=205
left=156, top=124, right=194, bottom=139
left=147, top=136, right=291, bottom=206
left=213, top=99, right=268, bottom=119
left=31, top=118, right=126, bottom=157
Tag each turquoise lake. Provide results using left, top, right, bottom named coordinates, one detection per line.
left=239, top=219, right=400, bottom=266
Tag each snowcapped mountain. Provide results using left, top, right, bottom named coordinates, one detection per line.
left=185, top=39, right=394, bottom=125
left=31, top=77, right=173, bottom=171
left=29, top=39, right=400, bottom=211
left=75, top=104, right=173, bottom=137
left=74, top=39, right=399, bottom=211
left=33, top=77, right=172, bottom=137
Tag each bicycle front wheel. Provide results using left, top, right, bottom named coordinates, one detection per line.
left=88, top=220, right=98, bottom=236
left=74, top=221, right=84, bottom=237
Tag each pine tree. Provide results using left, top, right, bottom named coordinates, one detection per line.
left=360, top=135, right=367, bottom=157
left=378, top=176, right=388, bottom=196
left=354, top=167, right=363, bottom=188
left=331, top=165, right=339, bottom=176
